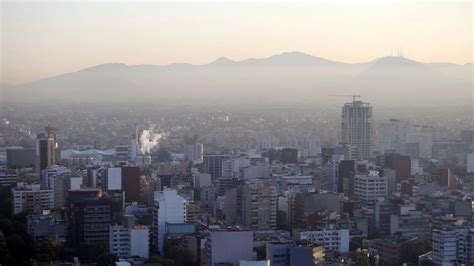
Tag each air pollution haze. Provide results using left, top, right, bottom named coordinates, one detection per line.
left=1, top=53, right=472, bottom=107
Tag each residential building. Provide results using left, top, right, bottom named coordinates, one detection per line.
left=341, top=100, right=373, bottom=160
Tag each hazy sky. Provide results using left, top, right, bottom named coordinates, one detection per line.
left=1, top=1, right=472, bottom=84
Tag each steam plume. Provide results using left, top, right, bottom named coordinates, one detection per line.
left=139, top=128, right=162, bottom=154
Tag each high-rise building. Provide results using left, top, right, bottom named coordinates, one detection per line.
left=66, top=189, right=112, bottom=246
left=202, top=154, right=230, bottom=180
left=121, top=166, right=141, bottom=203
left=341, top=100, right=373, bottom=160
left=183, top=143, right=204, bottom=163
left=35, top=128, right=56, bottom=174
left=354, top=170, right=388, bottom=202
left=152, top=189, right=186, bottom=255
left=12, top=183, right=54, bottom=214
left=242, top=179, right=277, bottom=230
left=432, top=226, right=474, bottom=266
left=109, top=225, right=149, bottom=259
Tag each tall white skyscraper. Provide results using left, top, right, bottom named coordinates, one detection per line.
left=341, top=100, right=373, bottom=160
left=152, top=189, right=186, bottom=255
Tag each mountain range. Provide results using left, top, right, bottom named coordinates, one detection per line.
left=2, top=52, right=472, bottom=106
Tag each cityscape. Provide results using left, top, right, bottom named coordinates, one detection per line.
left=0, top=1, right=473, bottom=266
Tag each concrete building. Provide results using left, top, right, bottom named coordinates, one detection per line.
left=242, top=179, right=277, bottom=230
left=6, top=147, right=36, bottom=168
left=35, top=127, right=56, bottom=174
left=298, top=228, right=350, bottom=253
left=109, top=225, right=149, bottom=259
left=121, top=166, right=141, bottom=203
left=341, top=100, right=373, bottom=160
left=266, top=241, right=319, bottom=266
left=354, top=171, right=388, bottom=202
left=202, top=154, right=230, bottom=180
left=106, top=167, right=122, bottom=191
left=432, top=226, right=474, bottom=266
left=12, top=182, right=54, bottom=214
left=202, top=228, right=253, bottom=266
left=184, top=142, right=204, bottom=163
left=26, top=210, right=65, bottom=243
left=66, top=189, right=112, bottom=246
left=152, top=189, right=186, bottom=255
left=467, top=153, right=474, bottom=173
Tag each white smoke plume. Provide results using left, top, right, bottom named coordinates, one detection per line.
left=139, top=128, right=163, bottom=154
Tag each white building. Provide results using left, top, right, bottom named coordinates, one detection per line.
left=106, top=167, right=122, bottom=190
left=152, top=189, right=186, bottom=255
left=12, top=183, right=54, bottom=214
left=467, top=153, right=474, bottom=174
left=432, top=226, right=474, bottom=266
left=299, top=228, right=350, bottom=253
left=354, top=171, right=388, bottom=202
left=109, top=225, right=149, bottom=259
left=341, top=100, right=373, bottom=160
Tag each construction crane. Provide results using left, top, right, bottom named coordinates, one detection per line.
left=329, top=94, right=361, bottom=101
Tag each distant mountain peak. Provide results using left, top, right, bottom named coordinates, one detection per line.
left=210, top=57, right=235, bottom=65
left=79, top=63, right=129, bottom=72
left=372, top=56, right=422, bottom=68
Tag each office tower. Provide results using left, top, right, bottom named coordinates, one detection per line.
left=202, top=154, right=230, bottom=180
left=341, top=100, right=373, bottom=160
left=337, top=160, right=355, bottom=194
left=152, top=189, right=186, bottom=255
left=121, top=166, right=141, bottom=203
left=242, top=179, right=277, bottom=230
left=183, top=142, right=204, bottom=163
left=109, top=225, right=149, bottom=259
left=432, top=226, right=474, bottom=266
left=374, top=200, right=393, bottom=236
left=202, top=228, right=253, bottom=266
left=66, top=189, right=112, bottom=246
left=36, top=128, right=56, bottom=174
left=12, top=183, right=54, bottom=214
left=354, top=170, right=388, bottom=202
left=377, top=119, right=411, bottom=154
left=388, top=154, right=411, bottom=182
